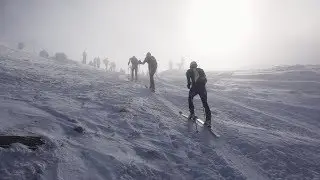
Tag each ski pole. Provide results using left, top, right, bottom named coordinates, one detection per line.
left=195, top=120, right=198, bottom=132
left=128, top=65, right=130, bottom=80
left=203, top=107, right=206, bottom=120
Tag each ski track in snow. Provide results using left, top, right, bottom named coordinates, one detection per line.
left=0, top=45, right=320, bottom=179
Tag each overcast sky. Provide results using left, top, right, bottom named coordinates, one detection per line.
left=1, top=0, right=319, bottom=71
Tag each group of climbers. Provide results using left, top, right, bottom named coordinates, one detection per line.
left=83, top=50, right=211, bottom=127
left=128, top=52, right=158, bottom=92
left=82, top=51, right=116, bottom=71
left=33, top=45, right=211, bottom=128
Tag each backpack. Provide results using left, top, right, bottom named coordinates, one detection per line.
left=197, top=68, right=207, bottom=85
left=188, top=68, right=207, bottom=86
left=131, top=58, right=139, bottom=65
left=150, top=56, right=157, bottom=66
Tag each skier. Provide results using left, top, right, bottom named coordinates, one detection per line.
left=103, top=58, right=109, bottom=71
left=128, top=56, right=139, bottom=81
left=186, top=61, right=211, bottom=128
left=139, top=52, right=157, bottom=92
left=82, top=51, right=87, bottom=64
left=96, top=57, right=101, bottom=68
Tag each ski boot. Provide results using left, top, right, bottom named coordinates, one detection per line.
left=204, top=120, right=211, bottom=129
left=188, top=113, right=197, bottom=121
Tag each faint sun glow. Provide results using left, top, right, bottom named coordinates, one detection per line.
left=186, top=0, right=257, bottom=70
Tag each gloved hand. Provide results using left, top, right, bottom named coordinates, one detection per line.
left=187, top=84, right=191, bottom=89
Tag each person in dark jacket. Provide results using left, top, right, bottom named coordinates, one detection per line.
left=93, top=57, right=97, bottom=67
left=186, top=61, right=211, bottom=128
left=82, top=51, right=87, bottom=64
left=128, top=56, right=139, bottom=81
left=96, top=57, right=101, bottom=68
left=109, top=62, right=116, bottom=71
left=103, top=58, right=109, bottom=71
left=139, top=52, right=157, bottom=92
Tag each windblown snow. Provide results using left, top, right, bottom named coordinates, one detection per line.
left=0, top=45, right=319, bottom=180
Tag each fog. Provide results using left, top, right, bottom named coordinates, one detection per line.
left=1, top=0, right=319, bottom=71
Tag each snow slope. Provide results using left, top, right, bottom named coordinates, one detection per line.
left=0, top=45, right=319, bottom=180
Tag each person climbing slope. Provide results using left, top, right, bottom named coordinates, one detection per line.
left=96, top=57, right=101, bottom=68
left=139, top=52, right=157, bottom=92
left=186, top=61, right=212, bottom=128
left=128, top=56, right=139, bottom=81
left=82, top=50, right=87, bottom=64
left=103, top=58, right=109, bottom=71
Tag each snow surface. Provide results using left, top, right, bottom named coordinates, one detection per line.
left=0, top=45, right=320, bottom=180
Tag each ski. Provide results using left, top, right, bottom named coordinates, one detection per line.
left=179, top=111, right=220, bottom=138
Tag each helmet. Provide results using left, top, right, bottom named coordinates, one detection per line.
left=146, top=52, right=151, bottom=57
left=190, top=61, right=197, bottom=68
